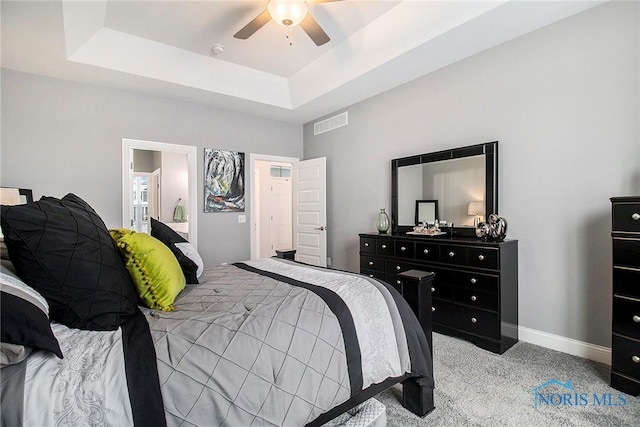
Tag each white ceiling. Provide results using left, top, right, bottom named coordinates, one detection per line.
left=1, top=0, right=604, bottom=124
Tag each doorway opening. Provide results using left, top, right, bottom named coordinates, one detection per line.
left=122, top=139, right=198, bottom=248
left=249, top=154, right=327, bottom=267
left=249, top=154, right=298, bottom=260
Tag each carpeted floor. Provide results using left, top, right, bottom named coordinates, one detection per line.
left=377, top=333, right=640, bottom=426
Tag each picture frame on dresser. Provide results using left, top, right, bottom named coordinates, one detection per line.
left=610, top=196, right=640, bottom=396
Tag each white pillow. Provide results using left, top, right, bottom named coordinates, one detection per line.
left=174, top=242, right=204, bottom=279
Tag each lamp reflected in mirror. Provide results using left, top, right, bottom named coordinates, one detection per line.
left=467, top=201, right=484, bottom=227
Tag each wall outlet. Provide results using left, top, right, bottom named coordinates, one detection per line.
left=327, top=257, right=332, bottom=266
left=238, top=214, right=246, bottom=223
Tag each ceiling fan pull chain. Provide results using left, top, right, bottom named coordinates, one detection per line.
left=287, top=25, right=293, bottom=46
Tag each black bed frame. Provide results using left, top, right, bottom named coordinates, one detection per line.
left=306, top=271, right=435, bottom=426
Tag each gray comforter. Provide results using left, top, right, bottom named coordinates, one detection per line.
left=144, top=258, right=431, bottom=426
left=1, top=258, right=432, bottom=426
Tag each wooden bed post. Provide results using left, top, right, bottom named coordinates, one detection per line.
left=398, top=269, right=436, bottom=416
left=402, top=378, right=435, bottom=416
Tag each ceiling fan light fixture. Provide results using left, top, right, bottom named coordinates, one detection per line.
left=267, top=0, right=308, bottom=27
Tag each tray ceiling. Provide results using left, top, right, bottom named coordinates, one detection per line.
left=1, top=1, right=604, bottom=123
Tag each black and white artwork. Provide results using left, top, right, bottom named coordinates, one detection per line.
left=204, top=149, right=245, bottom=212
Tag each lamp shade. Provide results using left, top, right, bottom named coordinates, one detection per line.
left=267, top=0, right=308, bottom=27
left=0, top=188, right=21, bottom=206
left=467, top=201, right=484, bottom=216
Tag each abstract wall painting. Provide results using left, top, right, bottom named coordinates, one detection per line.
left=204, top=149, right=245, bottom=212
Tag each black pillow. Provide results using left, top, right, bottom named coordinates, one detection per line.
left=150, top=218, right=199, bottom=284
left=0, top=194, right=138, bottom=330
left=1, top=266, right=63, bottom=360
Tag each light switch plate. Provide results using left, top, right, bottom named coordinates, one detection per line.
left=238, top=214, right=246, bottom=223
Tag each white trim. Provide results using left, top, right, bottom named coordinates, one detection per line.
left=519, top=326, right=611, bottom=365
left=248, top=153, right=299, bottom=260
left=122, top=139, right=198, bottom=249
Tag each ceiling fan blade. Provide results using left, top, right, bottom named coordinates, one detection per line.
left=300, top=13, right=330, bottom=46
left=234, top=10, right=271, bottom=40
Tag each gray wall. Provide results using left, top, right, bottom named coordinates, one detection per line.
left=303, top=2, right=640, bottom=348
left=1, top=69, right=303, bottom=266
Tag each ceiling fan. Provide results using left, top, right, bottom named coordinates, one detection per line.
left=234, top=0, right=342, bottom=46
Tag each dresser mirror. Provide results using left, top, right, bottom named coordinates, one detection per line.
left=391, top=141, right=498, bottom=236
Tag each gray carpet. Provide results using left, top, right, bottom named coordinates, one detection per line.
left=378, top=333, right=640, bottom=426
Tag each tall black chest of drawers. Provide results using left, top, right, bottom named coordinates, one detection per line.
left=359, top=233, right=518, bottom=354
left=610, top=196, right=640, bottom=396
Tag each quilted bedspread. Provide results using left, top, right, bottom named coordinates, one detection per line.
left=144, top=258, right=432, bottom=426
left=1, top=258, right=432, bottom=427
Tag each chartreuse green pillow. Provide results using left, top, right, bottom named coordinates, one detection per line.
left=109, top=229, right=185, bottom=311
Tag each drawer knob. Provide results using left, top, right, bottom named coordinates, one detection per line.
left=633, top=315, right=640, bottom=323
left=423, top=249, right=430, bottom=255
left=431, top=287, right=435, bottom=293
left=632, top=213, right=640, bottom=221
left=632, top=355, right=640, bottom=364
left=381, top=244, right=387, bottom=249
left=470, top=278, right=477, bottom=284
left=364, top=242, right=369, bottom=247
left=471, top=317, right=477, bottom=323
left=471, top=295, right=477, bottom=302
left=400, top=246, right=406, bottom=252
left=396, top=265, right=401, bottom=271
left=397, top=280, right=402, bottom=285
left=449, top=251, right=455, bottom=257
left=368, top=261, right=374, bottom=266
left=478, top=254, right=485, bottom=261
left=432, top=307, right=436, bottom=312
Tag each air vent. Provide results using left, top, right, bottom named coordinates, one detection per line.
left=314, top=111, right=348, bottom=136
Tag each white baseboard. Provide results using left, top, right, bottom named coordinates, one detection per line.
left=518, top=326, right=611, bottom=365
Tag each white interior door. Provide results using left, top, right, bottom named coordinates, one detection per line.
left=293, top=157, right=327, bottom=267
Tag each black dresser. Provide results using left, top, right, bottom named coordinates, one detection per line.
left=359, top=233, right=518, bottom=354
left=610, top=196, right=640, bottom=396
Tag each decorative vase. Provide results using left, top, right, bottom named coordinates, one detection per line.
left=376, top=208, right=390, bottom=234
left=475, top=222, right=489, bottom=240
left=478, top=214, right=508, bottom=241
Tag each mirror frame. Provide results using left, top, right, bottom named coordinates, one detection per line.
left=391, top=141, right=498, bottom=236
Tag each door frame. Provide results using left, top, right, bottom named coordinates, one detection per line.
left=122, top=139, right=198, bottom=249
left=248, top=153, right=299, bottom=260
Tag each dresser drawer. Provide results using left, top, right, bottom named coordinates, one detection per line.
left=613, top=238, right=640, bottom=269
left=416, top=242, right=440, bottom=263
left=454, top=271, right=499, bottom=292
left=613, top=267, right=640, bottom=298
left=384, top=275, right=403, bottom=293
left=611, top=335, right=640, bottom=380
left=429, top=281, right=454, bottom=302
left=432, top=299, right=499, bottom=339
left=360, top=237, right=376, bottom=253
left=613, top=296, right=640, bottom=339
left=361, top=256, right=385, bottom=272
left=394, top=240, right=415, bottom=258
left=455, top=288, right=499, bottom=312
left=376, top=239, right=394, bottom=256
left=613, top=203, right=640, bottom=233
left=361, top=269, right=385, bottom=281
left=385, top=260, right=414, bottom=275
left=468, top=247, right=499, bottom=270
left=440, top=245, right=468, bottom=266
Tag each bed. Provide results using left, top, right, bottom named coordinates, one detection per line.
left=0, top=191, right=434, bottom=426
